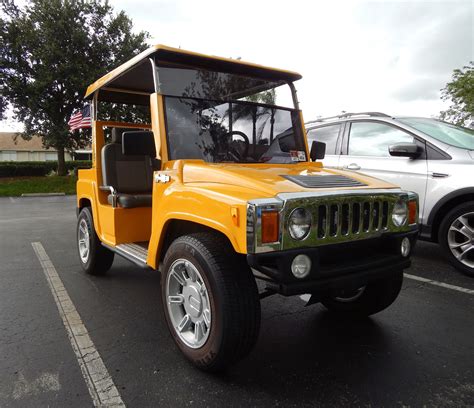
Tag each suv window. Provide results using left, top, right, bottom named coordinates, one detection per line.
left=348, top=122, right=414, bottom=157
left=307, top=124, right=340, bottom=154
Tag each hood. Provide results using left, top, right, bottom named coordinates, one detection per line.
left=177, top=160, right=397, bottom=198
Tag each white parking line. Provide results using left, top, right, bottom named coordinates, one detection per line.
left=31, top=242, right=125, bottom=407
left=404, top=273, right=474, bottom=295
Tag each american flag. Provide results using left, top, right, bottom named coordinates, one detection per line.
left=68, top=104, right=92, bottom=131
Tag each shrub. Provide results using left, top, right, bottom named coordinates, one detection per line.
left=0, top=161, right=92, bottom=177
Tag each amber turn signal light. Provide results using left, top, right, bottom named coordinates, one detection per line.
left=408, top=200, right=417, bottom=224
left=261, top=211, right=279, bottom=243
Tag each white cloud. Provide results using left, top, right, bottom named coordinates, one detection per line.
left=1, top=0, right=472, bottom=131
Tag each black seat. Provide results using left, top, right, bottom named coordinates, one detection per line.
left=101, top=128, right=154, bottom=208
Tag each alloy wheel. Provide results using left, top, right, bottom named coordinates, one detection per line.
left=447, top=212, right=474, bottom=269
left=166, top=259, right=212, bottom=349
left=78, top=218, right=90, bottom=264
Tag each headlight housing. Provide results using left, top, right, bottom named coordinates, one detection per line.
left=392, top=200, right=408, bottom=227
left=288, top=207, right=312, bottom=240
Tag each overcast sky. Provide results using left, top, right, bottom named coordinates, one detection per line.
left=1, top=0, right=472, bottom=131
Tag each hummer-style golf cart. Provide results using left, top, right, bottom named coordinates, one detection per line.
left=76, top=45, right=419, bottom=371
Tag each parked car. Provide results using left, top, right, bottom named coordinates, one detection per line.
left=306, top=112, right=474, bottom=276
left=75, top=47, right=419, bottom=372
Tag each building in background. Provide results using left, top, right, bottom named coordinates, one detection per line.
left=0, top=132, right=91, bottom=161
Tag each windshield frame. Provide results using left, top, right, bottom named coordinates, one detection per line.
left=398, top=117, right=474, bottom=151
left=162, top=94, right=307, bottom=164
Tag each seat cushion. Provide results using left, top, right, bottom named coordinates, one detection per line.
left=108, top=193, right=152, bottom=208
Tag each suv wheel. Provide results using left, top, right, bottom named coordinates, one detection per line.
left=161, top=232, right=260, bottom=372
left=439, top=201, right=474, bottom=277
left=77, top=207, right=114, bottom=275
left=321, top=270, right=403, bottom=317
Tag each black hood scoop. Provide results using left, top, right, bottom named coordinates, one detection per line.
left=281, top=174, right=367, bottom=188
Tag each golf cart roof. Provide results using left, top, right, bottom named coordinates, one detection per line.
left=85, top=44, right=302, bottom=105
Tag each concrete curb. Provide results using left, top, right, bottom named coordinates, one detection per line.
left=21, top=192, right=66, bottom=197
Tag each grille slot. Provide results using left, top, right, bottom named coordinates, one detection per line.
left=382, top=201, right=389, bottom=229
left=329, top=204, right=338, bottom=236
left=362, top=202, right=371, bottom=232
left=373, top=202, right=380, bottom=230
left=317, top=205, right=327, bottom=238
left=282, top=174, right=367, bottom=189
left=352, top=203, right=361, bottom=233
left=341, top=204, right=349, bottom=235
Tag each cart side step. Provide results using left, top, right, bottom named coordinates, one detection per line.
left=103, top=242, right=150, bottom=269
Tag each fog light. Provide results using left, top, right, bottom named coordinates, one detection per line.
left=401, top=237, right=411, bottom=257
left=291, top=254, right=311, bottom=279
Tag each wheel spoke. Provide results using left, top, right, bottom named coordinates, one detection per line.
left=79, top=238, right=86, bottom=246
left=203, top=308, right=211, bottom=327
left=459, top=216, right=474, bottom=235
left=177, top=314, right=191, bottom=332
left=168, top=295, right=184, bottom=304
left=461, top=226, right=474, bottom=239
left=186, top=264, right=197, bottom=282
left=449, top=239, right=469, bottom=249
left=457, top=244, right=474, bottom=260
left=449, top=225, right=471, bottom=239
left=194, top=321, right=203, bottom=342
left=170, top=270, right=186, bottom=286
left=79, top=225, right=87, bottom=235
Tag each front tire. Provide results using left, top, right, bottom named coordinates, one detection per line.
left=321, top=270, right=403, bottom=317
left=77, top=207, right=114, bottom=275
left=439, top=201, right=474, bottom=277
left=161, top=232, right=261, bottom=372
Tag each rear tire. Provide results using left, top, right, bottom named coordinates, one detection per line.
left=161, top=232, right=261, bottom=372
left=438, top=201, right=474, bottom=277
left=321, top=270, right=403, bottom=317
left=77, top=207, right=114, bottom=275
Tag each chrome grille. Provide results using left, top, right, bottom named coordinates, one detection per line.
left=247, top=189, right=417, bottom=254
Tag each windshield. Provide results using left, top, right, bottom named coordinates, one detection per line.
left=164, top=96, right=306, bottom=164
left=399, top=118, right=474, bottom=150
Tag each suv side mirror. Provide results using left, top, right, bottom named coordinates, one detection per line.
left=310, top=140, right=326, bottom=161
left=122, top=131, right=156, bottom=157
left=389, top=143, right=420, bottom=158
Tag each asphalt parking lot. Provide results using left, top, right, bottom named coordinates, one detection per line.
left=0, top=195, right=473, bottom=407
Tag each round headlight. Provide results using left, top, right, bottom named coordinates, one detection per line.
left=288, top=208, right=312, bottom=240
left=392, top=200, right=408, bottom=227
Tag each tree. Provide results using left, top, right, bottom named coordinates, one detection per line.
left=440, top=62, right=474, bottom=126
left=0, top=0, right=150, bottom=175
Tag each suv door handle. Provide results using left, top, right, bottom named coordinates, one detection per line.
left=429, top=172, right=449, bottom=178
left=344, top=163, right=361, bottom=171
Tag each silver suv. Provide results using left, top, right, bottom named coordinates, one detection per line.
left=306, top=112, right=474, bottom=276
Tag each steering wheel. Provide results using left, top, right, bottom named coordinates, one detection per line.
left=224, top=131, right=250, bottom=162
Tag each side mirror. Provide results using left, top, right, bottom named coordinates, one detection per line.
left=122, top=131, right=156, bottom=157
left=310, top=140, right=326, bottom=161
left=388, top=143, right=420, bottom=158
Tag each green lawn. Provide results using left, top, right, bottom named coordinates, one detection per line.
left=0, top=176, right=77, bottom=196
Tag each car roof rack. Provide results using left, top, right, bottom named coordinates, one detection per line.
left=306, top=112, right=391, bottom=125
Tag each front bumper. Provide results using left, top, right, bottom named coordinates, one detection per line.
left=247, top=230, right=418, bottom=296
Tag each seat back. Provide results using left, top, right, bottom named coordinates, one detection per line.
left=101, top=128, right=153, bottom=194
